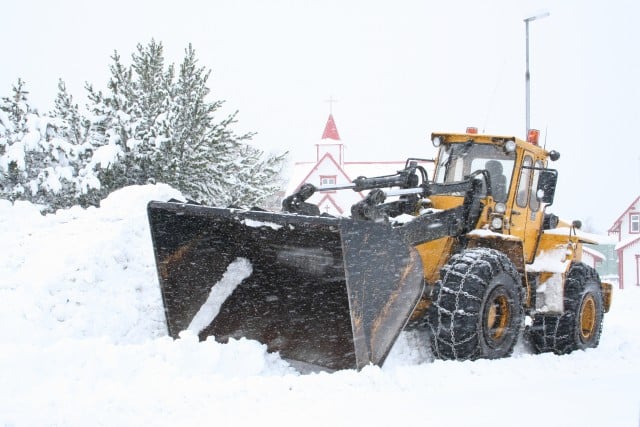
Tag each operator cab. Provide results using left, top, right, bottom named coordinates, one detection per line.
left=431, top=131, right=559, bottom=264
left=433, top=140, right=516, bottom=202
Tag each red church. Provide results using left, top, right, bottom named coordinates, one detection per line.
left=285, top=114, right=430, bottom=216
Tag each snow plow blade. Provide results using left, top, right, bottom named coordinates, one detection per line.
left=147, top=201, right=424, bottom=371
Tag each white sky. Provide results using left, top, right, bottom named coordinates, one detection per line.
left=2, top=0, right=639, bottom=233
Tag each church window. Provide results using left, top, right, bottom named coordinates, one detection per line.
left=320, top=175, right=336, bottom=186
left=630, top=213, right=640, bottom=233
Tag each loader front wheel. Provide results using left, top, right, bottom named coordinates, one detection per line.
left=427, top=248, right=524, bottom=360
left=529, top=262, right=604, bottom=354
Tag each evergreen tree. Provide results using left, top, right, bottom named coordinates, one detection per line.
left=161, top=43, right=248, bottom=203
left=128, top=40, right=173, bottom=183
left=50, top=79, right=101, bottom=208
left=86, top=43, right=172, bottom=194
left=52, top=79, right=88, bottom=146
left=0, top=41, right=287, bottom=211
left=85, top=40, right=286, bottom=206
left=228, top=143, right=287, bottom=207
left=84, top=50, right=143, bottom=197
left=0, top=79, right=35, bottom=201
left=0, top=79, right=99, bottom=211
left=158, top=43, right=286, bottom=206
left=131, top=39, right=171, bottom=141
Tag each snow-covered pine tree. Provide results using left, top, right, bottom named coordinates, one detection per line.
left=86, top=42, right=173, bottom=195
left=84, top=50, right=140, bottom=196
left=1, top=41, right=286, bottom=211
left=52, top=79, right=88, bottom=146
left=131, top=39, right=171, bottom=140
left=162, top=43, right=286, bottom=206
left=50, top=79, right=101, bottom=208
left=85, top=40, right=286, bottom=206
left=0, top=89, right=14, bottom=195
left=0, top=79, right=38, bottom=202
left=31, top=113, right=81, bottom=211
left=127, top=39, right=173, bottom=183
left=161, top=43, right=234, bottom=202
left=227, top=143, right=287, bottom=208
left=0, top=79, right=86, bottom=211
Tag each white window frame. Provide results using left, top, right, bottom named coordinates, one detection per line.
left=320, top=175, right=337, bottom=191
left=630, top=213, right=640, bottom=234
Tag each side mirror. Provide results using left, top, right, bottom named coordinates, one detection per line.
left=537, top=169, right=558, bottom=205
left=548, top=150, right=560, bottom=161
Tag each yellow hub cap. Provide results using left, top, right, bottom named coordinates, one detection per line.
left=580, top=295, right=597, bottom=341
left=487, top=295, right=510, bottom=340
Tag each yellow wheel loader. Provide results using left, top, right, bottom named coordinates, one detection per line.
left=147, top=130, right=612, bottom=371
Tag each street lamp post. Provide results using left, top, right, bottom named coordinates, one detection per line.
left=524, top=11, right=550, bottom=137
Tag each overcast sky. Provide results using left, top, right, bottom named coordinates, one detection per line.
left=2, top=0, right=639, bottom=233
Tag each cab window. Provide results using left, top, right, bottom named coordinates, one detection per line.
left=517, top=156, right=533, bottom=208
left=434, top=143, right=515, bottom=202
left=529, top=160, right=544, bottom=212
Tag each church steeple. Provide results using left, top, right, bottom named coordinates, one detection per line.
left=321, top=114, right=341, bottom=140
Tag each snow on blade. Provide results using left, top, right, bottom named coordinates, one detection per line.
left=241, top=218, right=282, bottom=230
left=187, top=257, right=253, bottom=334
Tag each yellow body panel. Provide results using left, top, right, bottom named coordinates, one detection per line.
left=428, top=194, right=464, bottom=211
left=416, top=236, right=456, bottom=284
left=537, top=233, right=571, bottom=251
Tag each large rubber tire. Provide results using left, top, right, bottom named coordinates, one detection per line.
left=427, top=248, right=524, bottom=360
left=529, top=262, right=604, bottom=354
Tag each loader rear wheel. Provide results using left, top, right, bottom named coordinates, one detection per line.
left=529, top=262, right=604, bottom=354
left=427, top=248, right=524, bottom=360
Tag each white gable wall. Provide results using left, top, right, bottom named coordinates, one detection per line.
left=619, top=239, right=640, bottom=288
left=608, top=196, right=640, bottom=289
left=620, top=205, right=639, bottom=238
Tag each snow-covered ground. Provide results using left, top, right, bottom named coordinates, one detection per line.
left=1, top=184, right=638, bottom=426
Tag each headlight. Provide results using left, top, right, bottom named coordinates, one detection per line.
left=494, top=202, right=506, bottom=214
left=491, top=217, right=503, bottom=230
left=504, top=140, right=516, bottom=153
left=432, top=136, right=442, bottom=147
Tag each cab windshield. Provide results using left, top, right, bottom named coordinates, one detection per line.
left=434, top=142, right=516, bottom=202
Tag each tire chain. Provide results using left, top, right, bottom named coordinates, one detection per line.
left=529, top=262, right=603, bottom=354
left=430, top=249, right=499, bottom=360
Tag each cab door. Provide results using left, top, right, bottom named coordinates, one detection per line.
left=508, top=154, right=545, bottom=263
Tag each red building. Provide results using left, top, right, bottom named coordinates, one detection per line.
left=285, top=114, right=430, bottom=216
left=608, top=195, right=640, bottom=288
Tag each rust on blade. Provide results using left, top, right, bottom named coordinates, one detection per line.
left=159, top=239, right=198, bottom=281
left=370, top=249, right=422, bottom=343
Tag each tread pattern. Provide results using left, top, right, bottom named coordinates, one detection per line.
left=427, top=248, right=524, bottom=360
left=529, top=262, right=604, bottom=354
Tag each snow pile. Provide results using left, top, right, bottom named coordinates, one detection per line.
left=0, top=184, right=183, bottom=345
left=1, top=184, right=639, bottom=426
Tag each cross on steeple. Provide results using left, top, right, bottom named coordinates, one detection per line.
left=324, top=96, right=338, bottom=114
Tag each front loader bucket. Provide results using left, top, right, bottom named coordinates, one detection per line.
left=147, top=201, right=424, bottom=371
